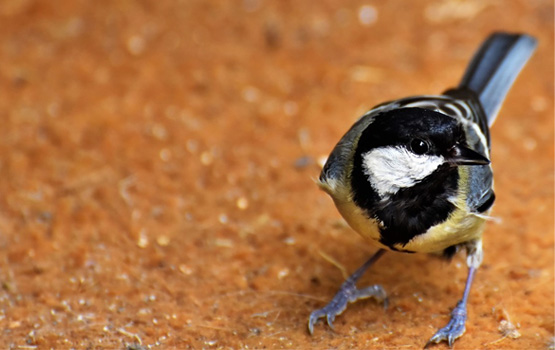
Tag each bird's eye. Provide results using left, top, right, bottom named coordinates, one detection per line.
left=410, top=138, right=429, bottom=155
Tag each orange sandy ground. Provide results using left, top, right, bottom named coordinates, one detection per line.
left=0, top=1, right=553, bottom=349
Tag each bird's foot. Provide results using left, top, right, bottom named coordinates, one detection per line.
left=425, top=300, right=467, bottom=348
left=308, top=282, right=387, bottom=334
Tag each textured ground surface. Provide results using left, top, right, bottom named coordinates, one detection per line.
left=0, top=0, right=553, bottom=349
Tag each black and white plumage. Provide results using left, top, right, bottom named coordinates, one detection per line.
left=308, top=33, right=537, bottom=346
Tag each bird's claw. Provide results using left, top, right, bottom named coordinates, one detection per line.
left=425, top=301, right=467, bottom=348
left=308, top=283, right=387, bottom=334
left=308, top=294, right=346, bottom=334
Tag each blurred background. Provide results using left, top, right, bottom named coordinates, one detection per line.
left=0, top=0, right=552, bottom=348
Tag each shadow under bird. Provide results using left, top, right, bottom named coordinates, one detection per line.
left=308, top=32, right=537, bottom=347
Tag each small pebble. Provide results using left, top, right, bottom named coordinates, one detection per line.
left=137, top=229, right=148, bottom=248
left=186, top=139, right=199, bottom=153
left=127, top=35, right=146, bottom=55
left=179, top=265, right=193, bottom=275
left=531, top=95, right=547, bottom=112
left=242, top=86, right=259, bottom=103
left=156, top=235, right=170, bottom=246
left=159, top=148, right=171, bottom=161
left=358, top=5, right=377, bottom=26
left=277, top=268, right=289, bottom=279
left=200, top=151, right=213, bottom=165
left=294, top=155, right=314, bottom=169
left=236, top=197, right=249, bottom=210
left=284, top=101, right=298, bottom=116
left=218, top=213, right=228, bottom=224
left=283, top=236, right=296, bottom=245
left=152, top=124, right=167, bottom=140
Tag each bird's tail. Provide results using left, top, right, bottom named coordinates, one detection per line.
left=458, top=32, right=537, bottom=126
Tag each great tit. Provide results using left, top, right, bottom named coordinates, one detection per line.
left=308, top=33, right=537, bottom=347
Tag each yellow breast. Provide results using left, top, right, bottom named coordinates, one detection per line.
left=319, top=166, right=488, bottom=254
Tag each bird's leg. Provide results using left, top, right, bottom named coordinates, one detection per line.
left=425, top=267, right=476, bottom=348
left=425, top=241, right=483, bottom=348
left=308, top=249, right=387, bottom=334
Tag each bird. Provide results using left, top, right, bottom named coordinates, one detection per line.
left=307, top=32, right=537, bottom=347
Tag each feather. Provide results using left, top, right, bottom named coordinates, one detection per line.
left=458, top=33, right=537, bottom=126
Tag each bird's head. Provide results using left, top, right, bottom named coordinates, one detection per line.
left=352, top=108, right=489, bottom=200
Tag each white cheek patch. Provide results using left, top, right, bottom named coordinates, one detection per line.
left=361, top=146, right=444, bottom=197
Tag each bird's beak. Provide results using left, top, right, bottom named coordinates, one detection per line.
left=448, top=144, right=490, bottom=166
